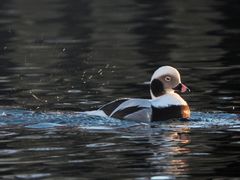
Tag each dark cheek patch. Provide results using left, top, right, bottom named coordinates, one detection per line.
left=150, top=79, right=164, bottom=97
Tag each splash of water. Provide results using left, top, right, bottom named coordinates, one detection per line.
left=0, top=108, right=239, bottom=131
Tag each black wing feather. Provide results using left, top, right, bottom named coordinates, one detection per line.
left=99, top=98, right=129, bottom=116
left=110, top=106, right=145, bottom=119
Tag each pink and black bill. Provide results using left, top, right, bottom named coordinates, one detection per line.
left=173, top=83, right=190, bottom=93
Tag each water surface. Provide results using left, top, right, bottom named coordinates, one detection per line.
left=0, top=0, right=240, bottom=179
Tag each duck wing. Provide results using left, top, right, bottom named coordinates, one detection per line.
left=99, top=98, right=130, bottom=116
left=99, top=98, right=152, bottom=122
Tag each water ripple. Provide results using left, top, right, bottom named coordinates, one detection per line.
left=0, top=108, right=239, bottom=131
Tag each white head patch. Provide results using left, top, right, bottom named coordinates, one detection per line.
left=151, top=66, right=181, bottom=82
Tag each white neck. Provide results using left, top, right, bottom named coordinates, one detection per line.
left=150, top=89, right=174, bottom=99
left=150, top=92, right=188, bottom=107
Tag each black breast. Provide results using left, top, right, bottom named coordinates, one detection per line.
left=151, top=105, right=190, bottom=121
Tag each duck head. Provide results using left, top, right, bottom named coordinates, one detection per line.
left=150, top=66, right=190, bottom=99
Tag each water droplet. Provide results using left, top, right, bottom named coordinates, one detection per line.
left=88, top=75, right=93, bottom=79
left=1, top=112, right=7, bottom=116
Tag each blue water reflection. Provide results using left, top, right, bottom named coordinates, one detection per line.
left=0, top=108, right=240, bottom=180
left=0, top=108, right=239, bottom=130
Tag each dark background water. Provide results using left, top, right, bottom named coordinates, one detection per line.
left=0, top=0, right=240, bottom=179
left=0, top=0, right=239, bottom=113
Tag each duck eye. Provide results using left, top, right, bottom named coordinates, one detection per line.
left=165, top=76, right=171, bottom=81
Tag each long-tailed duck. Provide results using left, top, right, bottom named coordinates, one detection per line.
left=87, top=66, right=190, bottom=122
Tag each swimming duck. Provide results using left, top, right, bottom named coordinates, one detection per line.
left=89, top=66, right=190, bottom=122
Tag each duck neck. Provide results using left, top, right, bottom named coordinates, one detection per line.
left=150, top=89, right=174, bottom=99
left=164, top=89, right=174, bottom=94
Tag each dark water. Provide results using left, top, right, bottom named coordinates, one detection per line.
left=0, top=0, right=240, bottom=179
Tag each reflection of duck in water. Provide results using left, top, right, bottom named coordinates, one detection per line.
left=87, top=66, right=190, bottom=122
